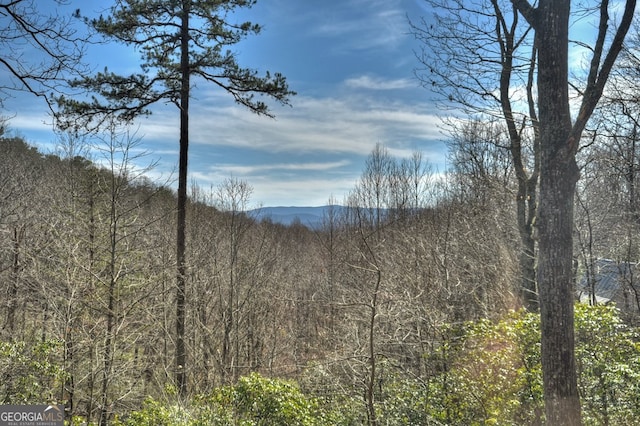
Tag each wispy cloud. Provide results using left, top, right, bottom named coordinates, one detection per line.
left=247, top=176, right=357, bottom=207
left=123, top=82, right=444, bottom=205
left=190, top=169, right=358, bottom=207
left=173, top=89, right=443, bottom=154
left=209, top=160, right=352, bottom=176
left=6, top=81, right=445, bottom=206
left=344, top=75, right=416, bottom=90
left=309, top=0, right=408, bottom=52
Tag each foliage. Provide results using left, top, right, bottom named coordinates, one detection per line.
left=575, top=304, right=640, bottom=425
left=0, top=339, right=67, bottom=405
left=375, top=374, right=441, bottom=425
left=6, top=139, right=640, bottom=424
left=2, top=303, right=640, bottom=426
left=113, top=373, right=324, bottom=426
left=422, top=312, right=543, bottom=425
left=420, top=305, right=640, bottom=425
left=56, top=0, right=294, bottom=129
left=73, top=306, right=640, bottom=424
left=226, top=373, right=321, bottom=425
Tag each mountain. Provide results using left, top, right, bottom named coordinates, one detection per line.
left=248, top=205, right=346, bottom=229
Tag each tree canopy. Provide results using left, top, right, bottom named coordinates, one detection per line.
left=56, top=0, right=294, bottom=130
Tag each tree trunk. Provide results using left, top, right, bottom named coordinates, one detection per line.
left=520, top=230, right=537, bottom=309
left=6, top=225, right=23, bottom=334
left=511, top=0, right=636, bottom=422
left=534, top=1, right=581, bottom=422
left=494, top=0, right=540, bottom=311
left=366, top=268, right=381, bottom=426
left=99, top=275, right=116, bottom=426
left=175, top=0, right=190, bottom=397
left=537, top=153, right=581, bottom=425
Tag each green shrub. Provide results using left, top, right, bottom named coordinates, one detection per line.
left=226, top=372, right=321, bottom=425
left=113, top=397, right=191, bottom=426
left=423, top=312, right=543, bottom=425
left=422, top=305, right=640, bottom=425
left=376, top=375, right=439, bottom=425
left=114, top=373, right=325, bottom=426
left=575, top=303, right=640, bottom=425
left=0, top=339, right=67, bottom=405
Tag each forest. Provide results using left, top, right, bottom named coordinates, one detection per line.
left=2, top=114, right=640, bottom=425
left=2, top=0, right=640, bottom=425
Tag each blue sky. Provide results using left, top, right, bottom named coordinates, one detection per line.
left=2, top=0, right=444, bottom=207
left=1, top=1, right=631, bottom=207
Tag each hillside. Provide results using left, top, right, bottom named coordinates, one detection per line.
left=3, top=135, right=640, bottom=424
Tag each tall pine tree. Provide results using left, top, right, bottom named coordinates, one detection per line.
left=57, top=0, right=294, bottom=397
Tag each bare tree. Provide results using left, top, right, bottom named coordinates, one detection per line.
left=0, top=136, right=44, bottom=336
left=576, top=51, right=640, bottom=318
left=413, top=0, right=540, bottom=310
left=446, top=119, right=515, bottom=206
left=214, top=178, right=254, bottom=384
left=91, top=125, right=160, bottom=426
left=0, top=0, right=87, bottom=109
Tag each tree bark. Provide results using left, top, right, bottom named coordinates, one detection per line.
left=535, top=1, right=582, bottom=423
left=537, top=153, right=581, bottom=425
left=175, top=0, right=190, bottom=397
left=512, top=0, right=636, bottom=421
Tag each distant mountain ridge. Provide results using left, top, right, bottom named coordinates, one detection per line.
left=248, top=205, right=346, bottom=228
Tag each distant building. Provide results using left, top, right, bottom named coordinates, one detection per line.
left=577, top=258, right=640, bottom=318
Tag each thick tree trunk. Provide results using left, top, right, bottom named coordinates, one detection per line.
left=511, top=0, right=635, bottom=422
left=535, top=1, right=581, bottom=423
left=537, top=153, right=581, bottom=425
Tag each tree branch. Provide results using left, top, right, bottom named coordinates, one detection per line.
left=510, top=0, right=538, bottom=27
left=571, top=0, right=637, bottom=151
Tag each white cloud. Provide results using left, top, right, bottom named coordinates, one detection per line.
left=248, top=177, right=356, bottom=207
left=2, top=0, right=446, bottom=208
left=5, top=82, right=446, bottom=206
left=205, top=160, right=352, bottom=176
left=174, top=90, right=443, bottom=155
left=9, top=108, right=55, bottom=133
left=190, top=168, right=357, bottom=207
left=345, top=75, right=416, bottom=90
left=142, top=85, right=445, bottom=205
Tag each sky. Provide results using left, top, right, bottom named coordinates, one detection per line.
left=2, top=1, right=622, bottom=207
left=1, top=0, right=445, bottom=207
